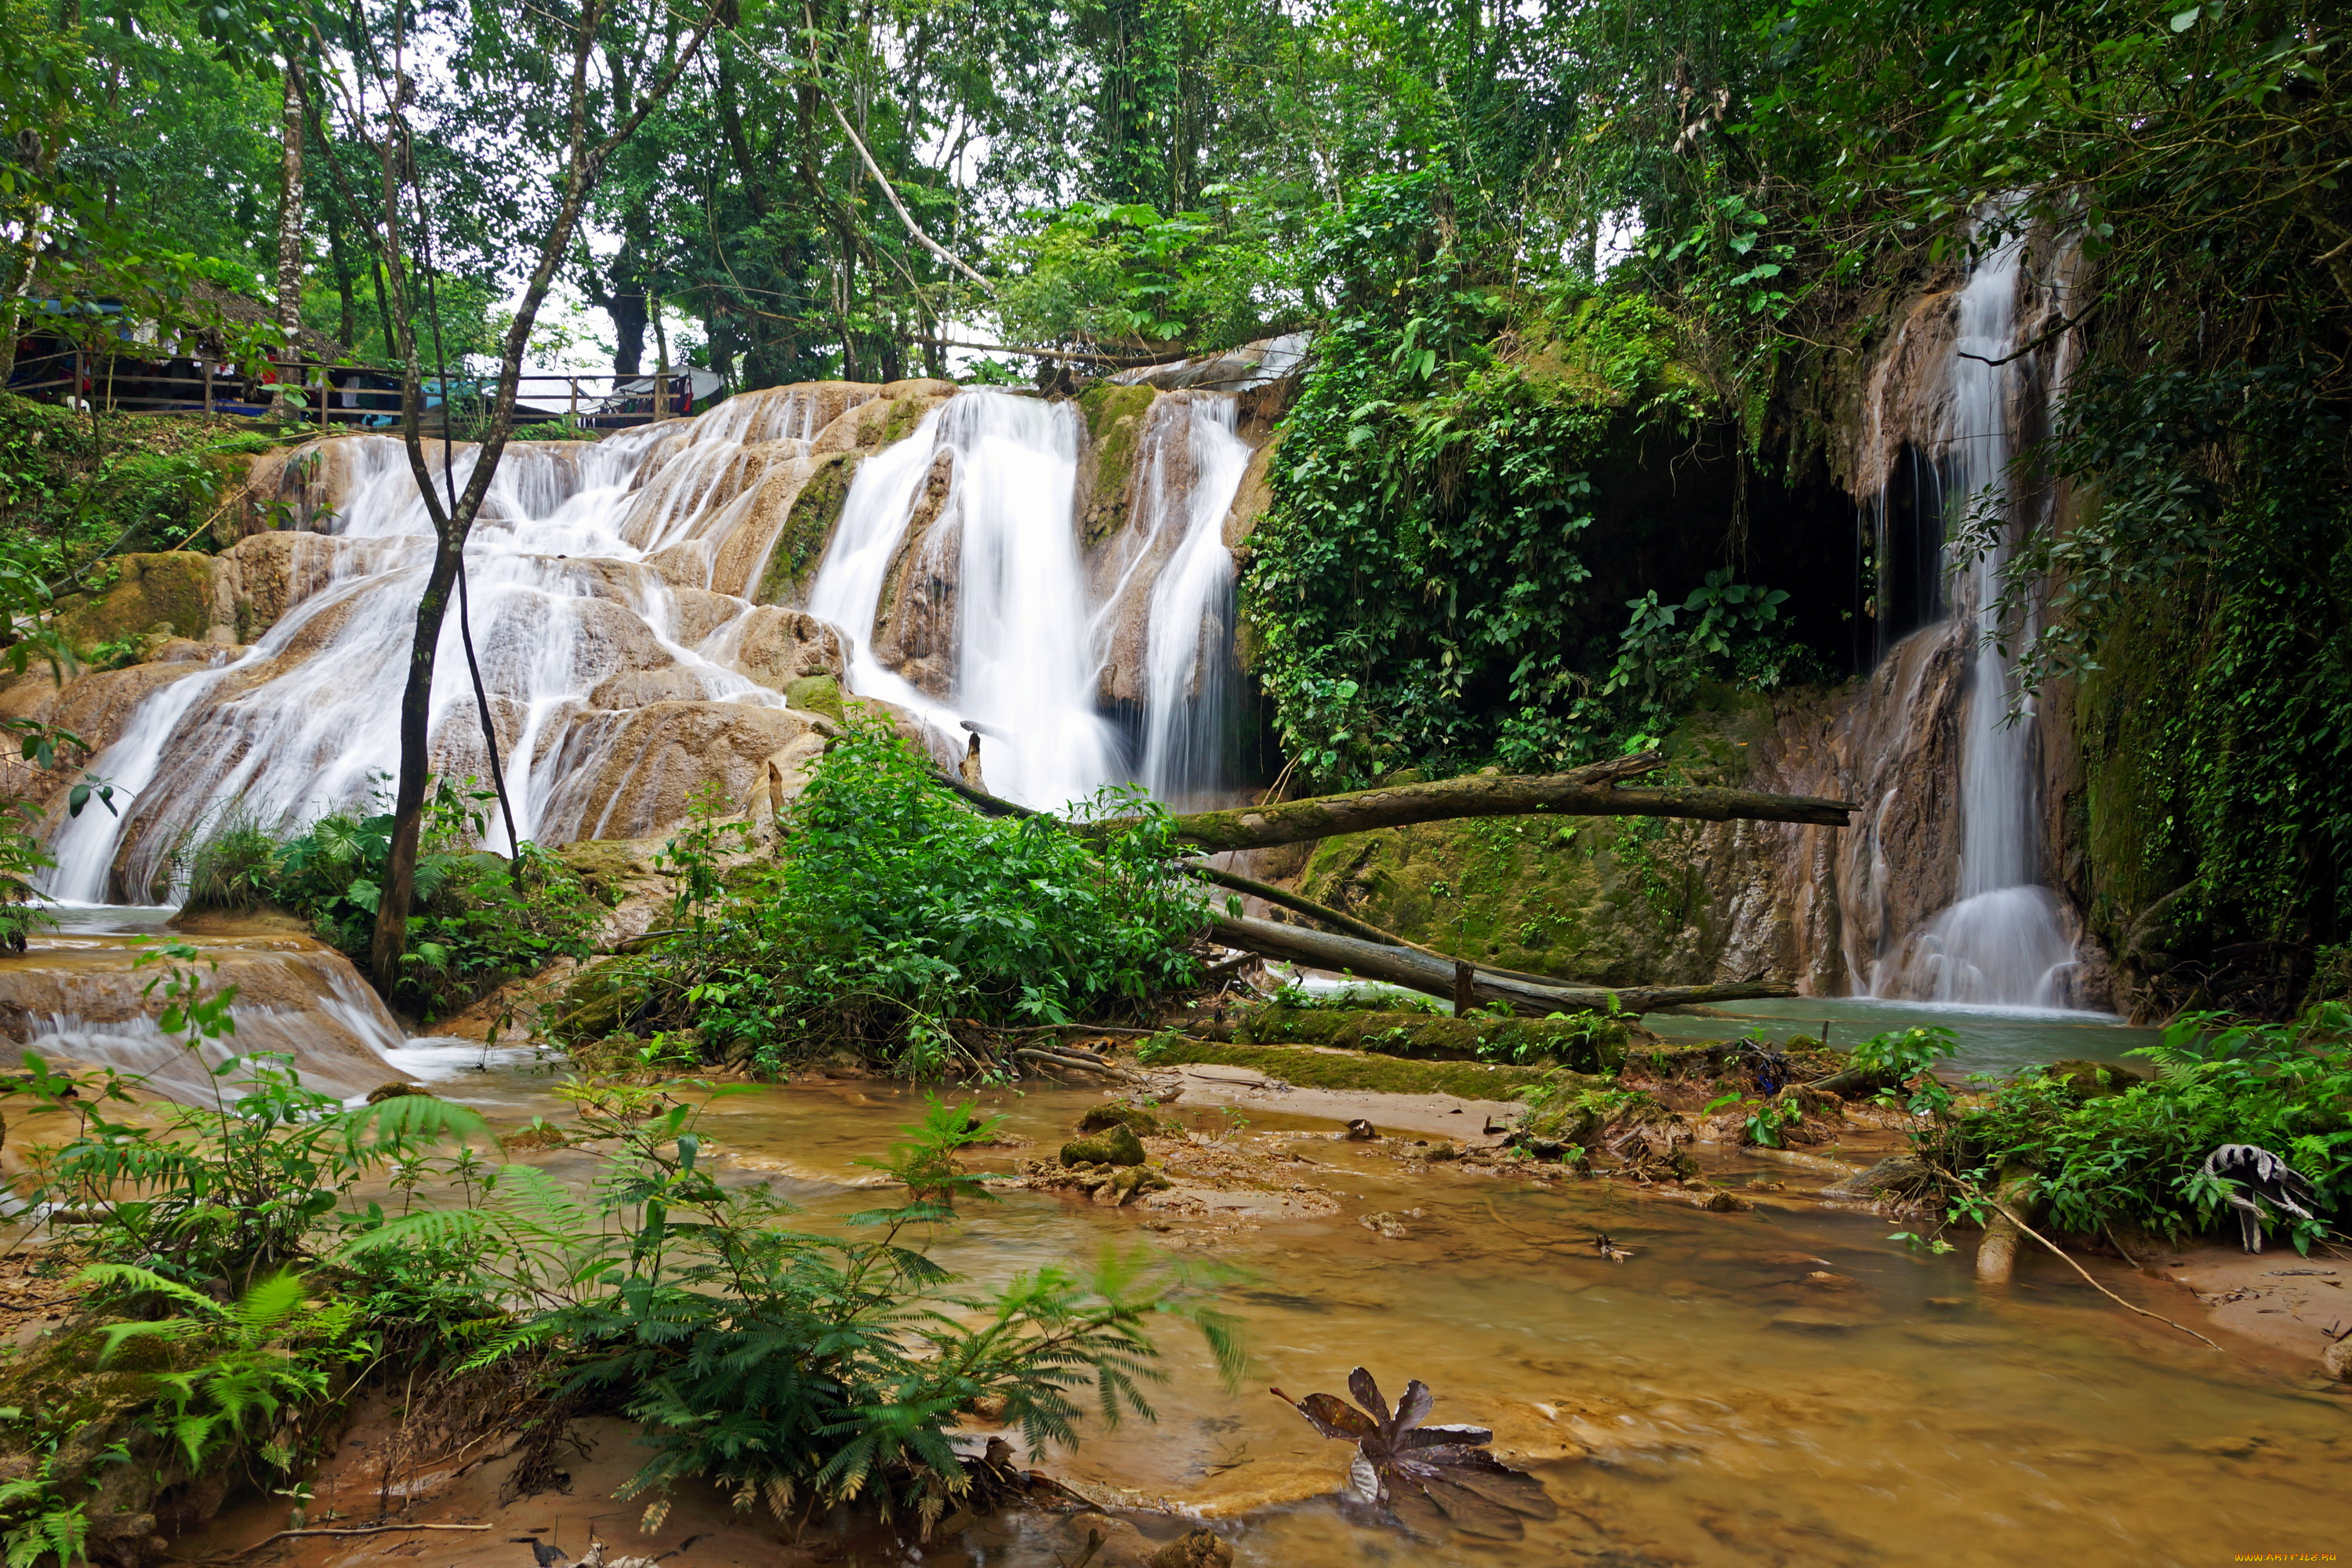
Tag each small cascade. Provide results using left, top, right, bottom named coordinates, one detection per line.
left=804, top=388, right=1251, bottom=811
left=2, top=933, right=404, bottom=1103
left=1874, top=227, right=2084, bottom=1008
left=1137, top=397, right=1250, bottom=806
left=37, top=388, right=883, bottom=900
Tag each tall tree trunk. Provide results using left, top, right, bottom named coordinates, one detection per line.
left=271, top=56, right=307, bottom=413
left=350, top=0, right=727, bottom=993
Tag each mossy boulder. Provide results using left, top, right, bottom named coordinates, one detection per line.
left=1060, top=1123, right=1148, bottom=1167
left=1240, top=1004, right=1629, bottom=1074
left=53, top=551, right=221, bottom=652
left=1076, top=1102, right=1161, bottom=1137
left=554, top=839, right=645, bottom=900
left=785, top=673, right=847, bottom=725
left=2044, top=1058, right=2154, bottom=1101
left=756, top=451, right=862, bottom=607
left=1074, top=383, right=1156, bottom=545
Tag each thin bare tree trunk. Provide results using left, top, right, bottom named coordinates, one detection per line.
left=325, top=0, right=726, bottom=993
left=271, top=56, right=307, bottom=414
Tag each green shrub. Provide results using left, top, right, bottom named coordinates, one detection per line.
left=604, top=710, right=1205, bottom=1073
left=1933, top=1004, right=2352, bottom=1250
left=180, top=777, right=606, bottom=1020
left=343, top=1086, right=1238, bottom=1523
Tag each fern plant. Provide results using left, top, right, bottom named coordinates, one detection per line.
left=83, top=1266, right=364, bottom=1471
left=339, top=1083, right=1242, bottom=1529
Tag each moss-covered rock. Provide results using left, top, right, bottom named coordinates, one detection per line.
left=1076, top=1102, right=1161, bottom=1136
left=1136, top=1038, right=1568, bottom=1098
left=1298, top=815, right=1705, bottom=986
left=554, top=840, right=646, bottom=900
left=1060, top=1123, right=1147, bottom=1167
left=785, top=673, right=846, bottom=724
left=1075, top=383, right=1156, bottom=544
left=756, top=451, right=862, bottom=607
left=2044, top=1058, right=2154, bottom=1101
left=1240, top=1004, right=1629, bottom=1073
left=53, top=551, right=221, bottom=651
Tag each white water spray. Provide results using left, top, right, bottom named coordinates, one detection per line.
left=1138, top=397, right=1250, bottom=805
left=1882, top=228, right=2082, bottom=1007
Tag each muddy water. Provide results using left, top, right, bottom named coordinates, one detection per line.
left=387, top=1046, right=2352, bottom=1568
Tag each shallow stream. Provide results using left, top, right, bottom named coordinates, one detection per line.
left=5, top=928, right=2346, bottom=1565
left=371, top=1042, right=2352, bottom=1567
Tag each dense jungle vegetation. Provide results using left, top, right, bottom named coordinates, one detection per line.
left=5, top=0, right=2346, bottom=1005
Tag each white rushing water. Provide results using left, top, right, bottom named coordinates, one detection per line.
left=1138, top=397, right=1250, bottom=807
left=1880, top=227, right=2082, bottom=1008
left=41, top=383, right=1254, bottom=900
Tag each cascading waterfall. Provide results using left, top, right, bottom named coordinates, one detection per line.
left=42, top=416, right=797, bottom=901
left=1137, top=397, right=1250, bottom=806
left=803, top=387, right=1253, bottom=811
left=1877, top=229, right=2082, bottom=1007
left=42, top=380, right=1255, bottom=906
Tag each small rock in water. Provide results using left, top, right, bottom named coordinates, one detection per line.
left=2321, top=1337, right=2352, bottom=1381
left=1146, top=1528, right=1233, bottom=1568
left=1060, top=1125, right=1146, bottom=1167
left=1343, top=1119, right=1376, bottom=1140
left=1360, top=1211, right=1412, bottom=1240
left=1769, top=1309, right=1864, bottom=1335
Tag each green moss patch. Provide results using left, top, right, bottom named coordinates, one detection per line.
left=1135, top=1038, right=1560, bottom=1099
left=1076, top=383, right=1156, bottom=544
left=786, top=673, right=846, bottom=724
left=758, top=452, right=862, bottom=606
left=54, top=550, right=220, bottom=649
left=1240, top=1004, right=1629, bottom=1073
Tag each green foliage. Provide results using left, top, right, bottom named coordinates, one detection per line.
left=82, top=1265, right=364, bottom=1471
left=0, top=1452, right=87, bottom=1568
left=991, top=198, right=1293, bottom=353
left=1239, top=175, right=1806, bottom=786
left=1935, top=1006, right=2352, bottom=1250
left=2017, top=365, right=2352, bottom=1010
left=182, top=777, right=607, bottom=1020
left=1848, top=1026, right=1961, bottom=1117
left=602, top=711, right=1203, bottom=1073
left=15, top=939, right=495, bottom=1288
left=342, top=1086, right=1239, bottom=1523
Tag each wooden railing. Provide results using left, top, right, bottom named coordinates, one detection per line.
left=4, top=347, right=703, bottom=430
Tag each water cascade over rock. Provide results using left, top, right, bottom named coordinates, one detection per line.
left=1715, top=226, right=2106, bottom=1011
left=26, top=380, right=1265, bottom=906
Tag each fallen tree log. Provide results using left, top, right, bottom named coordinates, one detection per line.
left=1083, top=751, right=1857, bottom=851
left=1208, top=912, right=1795, bottom=1017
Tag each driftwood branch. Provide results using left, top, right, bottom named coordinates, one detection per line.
left=1210, top=912, right=1793, bottom=1017
left=1175, top=860, right=1454, bottom=960
left=1081, top=753, right=1856, bottom=851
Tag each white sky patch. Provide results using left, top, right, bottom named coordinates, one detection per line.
left=1596, top=209, right=1646, bottom=276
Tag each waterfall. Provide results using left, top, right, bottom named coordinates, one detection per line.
left=806, top=390, right=1124, bottom=810
left=1875, top=227, right=2082, bottom=1008
left=1137, top=397, right=1250, bottom=805
left=40, top=398, right=820, bottom=900
left=40, top=381, right=1254, bottom=906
